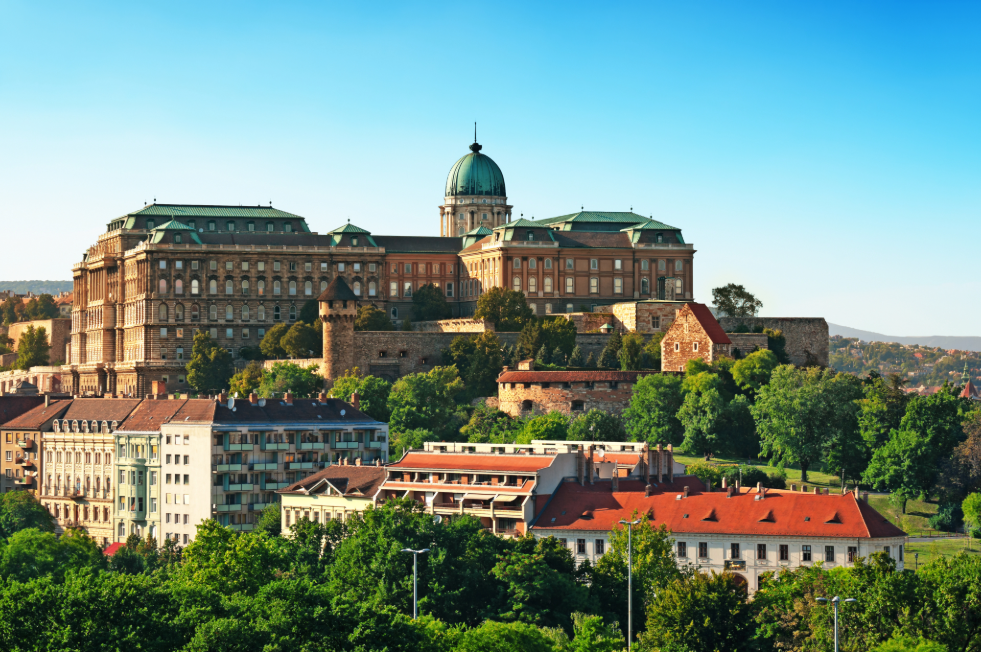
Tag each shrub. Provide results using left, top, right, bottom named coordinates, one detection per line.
left=686, top=462, right=722, bottom=487
left=928, top=502, right=963, bottom=533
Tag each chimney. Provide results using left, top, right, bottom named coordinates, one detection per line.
left=350, top=392, right=361, bottom=411
left=318, top=392, right=327, bottom=403
left=587, top=447, right=595, bottom=486
left=802, top=484, right=808, bottom=493
left=861, top=491, right=869, bottom=503
left=219, top=391, right=228, bottom=405
left=644, top=484, right=652, bottom=497
left=683, top=485, right=689, bottom=498
left=355, top=457, right=362, bottom=466
left=706, top=480, right=712, bottom=493
left=721, top=476, right=727, bottom=489
left=667, top=444, right=675, bottom=482
left=577, top=446, right=585, bottom=486
left=823, top=488, right=829, bottom=495
left=853, top=486, right=860, bottom=499
left=791, top=483, right=797, bottom=492
left=727, top=486, right=734, bottom=498
left=249, top=393, right=258, bottom=405
left=735, top=479, right=741, bottom=491
left=611, top=470, right=619, bottom=492
left=757, top=482, right=763, bottom=494
left=341, top=457, right=347, bottom=465
left=284, top=392, right=294, bottom=405
left=656, top=443, right=664, bottom=483
left=813, top=486, right=820, bottom=494
left=44, top=395, right=50, bottom=408
left=375, top=458, right=381, bottom=466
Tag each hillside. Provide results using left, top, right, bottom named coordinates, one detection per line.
left=829, top=335, right=980, bottom=388
left=0, top=280, right=73, bottom=295
left=829, top=323, right=981, bottom=352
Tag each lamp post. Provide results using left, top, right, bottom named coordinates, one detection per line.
left=619, top=518, right=641, bottom=650
left=915, top=552, right=919, bottom=570
left=400, top=548, right=430, bottom=619
left=815, top=596, right=857, bottom=652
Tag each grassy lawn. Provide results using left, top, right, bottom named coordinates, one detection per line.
left=867, top=495, right=944, bottom=536
left=673, top=453, right=840, bottom=488
left=905, top=538, right=981, bottom=569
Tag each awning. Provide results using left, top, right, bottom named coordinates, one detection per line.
left=462, top=493, right=496, bottom=500
left=492, top=495, right=521, bottom=503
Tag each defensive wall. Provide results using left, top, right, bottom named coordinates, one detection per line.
left=717, top=317, right=829, bottom=367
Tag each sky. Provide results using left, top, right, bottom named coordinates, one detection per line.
left=1, top=1, right=979, bottom=335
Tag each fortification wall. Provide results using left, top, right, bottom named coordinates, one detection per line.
left=411, top=319, right=494, bottom=333
left=727, top=333, right=769, bottom=357
left=716, top=317, right=828, bottom=367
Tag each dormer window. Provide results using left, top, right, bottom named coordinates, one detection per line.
left=351, top=237, right=358, bottom=247
left=174, top=234, right=182, bottom=244
left=266, top=221, right=274, bottom=232
left=247, top=221, right=255, bottom=231
left=527, top=231, right=534, bottom=241
left=656, top=233, right=663, bottom=243
left=208, top=221, right=216, bottom=231
left=226, top=221, right=235, bottom=232
left=284, top=223, right=293, bottom=232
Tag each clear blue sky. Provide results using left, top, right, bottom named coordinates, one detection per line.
left=2, top=1, right=978, bottom=335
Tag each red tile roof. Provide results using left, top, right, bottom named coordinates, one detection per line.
left=62, top=398, right=143, bottom=423
left=388, top=452, right=558, bottom=473
left=498, top=370, right=656, bottom=384
left=0, top=400, right=71, bottom=429
left=961, top=380, right=979, bottom=400
left=685, top=303, right=732, bottom=345
left=102, top=542, right=124, bottom=556
left=279, top=464, right=386, bottom=497
left=0, top=396, right=47, bottom=426
left=118, top=399, right=190, bottom=431
left=532, top=480, right=906, bottom=539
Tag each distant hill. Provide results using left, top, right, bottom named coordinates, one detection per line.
left=829, top=323, right=981, bottom=352
left=0, top=281, right=73, bottom=295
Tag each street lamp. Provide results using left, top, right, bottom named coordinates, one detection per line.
left=815, top=596, right=857, bottom=652
left=401, top=548, right=430, bottom=619
left=915, top=552, right=919, bottom=570
left=619, top=518, right=641, bottom=650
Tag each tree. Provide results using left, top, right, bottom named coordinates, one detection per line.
left=254, top=503, right=282, bottom=536
left=540, top=318, right=577, bottom=359
left=623, top=374, right=685, bottom=445
left=858, top=372, right=912, bottom=451
left=390, top=428, right=439, bottom=457
left=731, top=349, right=779, bottom=396
left=517, top=320, right=545, bottom=360
left=0, top=490, right=55, bottom=538
left=489, top=547, right=591, bottom=630
left=872, top=637, right=948, bottom=652
left=355, top=304, right=395, bottom=331
left=618, top=332, right=644, bottom=371
left=0, top=333, right=12, bottom=355
left=185, top=331, right=234, bottom=393
left=281, top=321, right=320, bottom=358
left=535, top=344, right=551, bottom=365
left=711, top=283, right=762, bottom=318
left=229, top=361, right=265, bottom=398
left=455, top=620, right=557, bottom=652
left=237, top=345, right=264, bottom=361
left=585, top=352, right=597, bottom=368
left=461, top=404, right=519, bottom=444
left=475, top=287, right=533, bottom=332
left=257, top=361, right=323, bottom=398
left=761, top=327, right=789, bottom=364
left=568, top=409, right=625, bottom=442
left=677, top=373, right=726, bottom=458
left=388, top=367, right=465, bottom=439
left=963, top=493, right=981, bottom=531
left=444, top=332, right=505, bottom=399
left=22, top=294, right=59, bottom=320
left=515, top=412, right=570, bottom=444
left=329, top=367, right=393, bottom=421
left=0, top=299, right=19, bottom=326
left=567, top=612, right=625, bottom=652
left=643, top=332, right=665, bottom=370
left=298, top=299, right=319, bottom=324
left=569, top=345, right=584, bottom=367
left=639, top=569, right=754, bottom=652
left=401, top=317, right=414, bottom=331
left=597, top=331, right=622, bottom=370
left=752, top=365, right=863, bottom=483
left=551, top=347, right=567, bottom=366
left=259, top=323, right=290, bottom=359
left=413, top=283, right=452, bottom=322
left=14, top=324, right=50, bottom=369
left=177, top=520, right=283, bottom=596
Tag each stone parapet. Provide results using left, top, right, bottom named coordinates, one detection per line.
left=717, top=317, right=829, bottom=367
left=412, top=319, right=494, bottom=333
left=726, top=333, right=769, bottom=357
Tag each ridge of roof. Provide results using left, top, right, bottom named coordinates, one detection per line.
left=318, top=276, right=359, bottom=302
left=328, top=222, right=372, bottom=234
left=683, top=303, right=732, bottom=345
left=493, top=218, right=545, bottom=230
left=620, top=218, right=680, bottom=231
left=129, top=204, right=304, bottom=219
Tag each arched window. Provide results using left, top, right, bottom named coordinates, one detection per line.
left=225, top=305, right=233, bottom=320
left=158, top=304, right=168, bottom=321
left=191, top=279, right=199, bottom=295
left=641, top=278, right=649, bottom=294
left=242, top=305, right=250, bottom=320
left=257, top=305, right=265, bottom=321
left=289, top=305, right=297, bottom=321
left=225, top=280, right=233, bottom=295
left=529, top=258, right=537, bottom=270
left=175, top=279, right=183, bottom=294
left=529, top=277, right=537, bottom=293
left=513, top=259, right=521, bottom=269
left=257, top=280, right=265, bottom=296
left=304, top=281, right=312, bottom=296
left=544, top=277, right=552, bottom=293
left=175, top=304, right=184, bottom=321
left=391, top=307, right=398, bottom=319
left=209, top=305, right=218, bottom=320
left=321, top=280, right=328, bottom=292
left=273, top=280, right=281, bottom=295
left=544, top=259, right=552, bottom=269
left=289, top=281, right=297, bottom=296
left=158, top=279, right=167, bottom=294
left=353, top=282, right=361, bottom=296
left=242, top=280, right=250, bottom=295
left=209, top=280, right=217, bottom=294
left=368, top=282, right=376, bottom=296
left=274, top=305, right=281, bottom=320
left=513, top=277, right=522, bottom=291
left=191, top=304, right=200, bottom=321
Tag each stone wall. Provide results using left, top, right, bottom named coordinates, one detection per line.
left=411, top=319, right=494, bottom=333
left=8, top=319, right=72, bottom=364
left=498, top=378, right=648, bottom=418
left=660, top=304, right=729, bottom=372
left=611, top=301, right=687, bottom=334
left=561, top=312, right=614, bottom=333
left=727, top=333, right=769, bottom=357
left=716, top=317, right=829, bottom=367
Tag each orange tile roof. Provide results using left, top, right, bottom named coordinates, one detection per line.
left=532, top=480, right=905, bottom=539
left=498, top=370, right=656, bottom=384
left=388, top=452, right=557, bottom=473
left=382, top=480, right=535, bottom=494
left=686, top=303, right=732, bottom=345
left=0, top=400, right=71, bottom=429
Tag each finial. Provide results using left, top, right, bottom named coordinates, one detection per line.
left=474, top=121, right=477, bottom=143
left=469, top=122, right=482, bottom=153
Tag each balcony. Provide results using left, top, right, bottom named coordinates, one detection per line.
left=263, top=442, right=292, bottom=451
left=14, top=477, right=32, bottom=487
left=15, top=457, right=34, bottom=468
left=17, top=440, right=34, bottom=450
left=250, top=462, right=279, bottom=471
left=225, top=443, right=255, bottom=452
left=262, top=481, right=289, bottom=491
left=249, top=502, right=276, bottom=511
left=215, top=504, right=243, bottom=512
left=286, top=461, right=315, bottom=470
left=367, top=441, right=386, bottom=449
left=216, top=464, right=243, bottom=472
left=332, top=441, right=360, bottom=450
left=297, top=442, right=326, bottom=450
left=70, top=490, right=86, bottom=501
left=226, top=483, right=254, bottom=492
left=229, top=523, right=255, bottom=532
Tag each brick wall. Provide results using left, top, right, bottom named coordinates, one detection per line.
left=562, top=312, right=614, bottom=333
left=727, top=333, right=769, bottom=357
left=498, top=379, right=643, bottom=417
left=716, top=317, right=829, bottom=367
left=660, top=306, right=722, bottom=372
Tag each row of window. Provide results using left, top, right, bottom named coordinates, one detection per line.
left=567, top=539, right=903, bottom=565
left=47, top=503, right=110, bottom=522
left=158, top=302, right=304, bottom=323
left=506, top=258, right=685, bottom=272
left=158, top=278, right=382, bottom=298
left=509, top=276, right=678, bottom=296
left=147, top=220, right=294, bottom=233
left=44, top=451, right=111, bottom=465
left=161, top=259, right=378, bottom=273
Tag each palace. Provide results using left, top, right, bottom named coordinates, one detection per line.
left=65, top=139, right=695, bottom=397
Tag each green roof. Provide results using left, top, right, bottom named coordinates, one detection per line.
left=536, top=211, right=679, bottom=231
left=130, top=204, right=304, bottom=219
left=461, top=226, right=493, bottom=237
left=445, top=143, right=506, bottom=197
left=328, top=222, right=372, bottom=235
left=619, top=218, right=679, bottom=231
left=149, top=220, right=203, bottom=244
left=493, top=218, right=543, bottom=230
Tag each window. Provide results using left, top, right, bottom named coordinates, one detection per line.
left=757, top=544, right=767, bottom=560
left=191, top=279, right=199, bottom=295
left=676, top=278, right=683, bottom=296
left=274, top=306, right=281, bottom=320
left=543, top=258, right=552, bottom=270
left=352, top=281, right=361, bottom=296
left=175, top=305, right=184, bottom=321
left=160, top=327, right=168, bottom=339
left=699, top=542, right=708, bottom=558
left=320, top=280, right=328, bottom=292
left=274, top=261, right=281, bottom=271
left=565, top=258, right=574, bottom=270
left=390, top=282, right=398, bottom=297
left=289, top=305, right=296, bottom=321
left=225, top=305, right=233, bottom=320
left=284, top=223, right=292, bottom=232
left=304, top=262, right=312, bottom=272
left=675, top=259, right=683, bottom=272
left=210, top=327, right=218, bottom=338
left=614, top=278, right=623, bottom=294
left=565, top=277, right=574, bottom=294
left=404, top=264, right=412, bottom=273
left=848, top=546, right=858, bottom=562
left=596, top=539, right=605, bottom=555
left=589, top=277, right=598, bottom=294
left=158, top=303, right=168, bottom=321
left=693, top=342, right=699, bottom=352
left=209, top=305, right=218, bottom=320
left=641, top=278, right=649, bottom=294
left=590, top=259, right=598, bottom=270
left=368, top=281, right=376, bottom=297
left=658, top=259, right=666, bottom=272
left=445, top=282, right=453, bottom=297
left=175, top=279, right=183, bottom=294
left=289, top=281, right=296, bottom=295
left=802, top=545, right=812, bottom=562
left=674, top=342, right=680, bottom=352
left=528, top=277, right=537, bottom=293
left=266, top=222, right=274, bottom=232
left=544, top=276, right=552, bottom=292
left=825, top=546, right=835, bottom=563
left=677, top=542, right=688, bottom=558
left=545, top=303, right=552, bottom=314
left=899, top=545, right=904, bottom=562
left=369, top=263, right=376, bottom=272
left=513, top=259, right=521, bottom=269
left=209, top=280, right=217, bottom=295
left=176, top=347, right=183, bottom=360
left=227, top=221, right=235, bottom=232
left=403, top=283, right=412, bottom=298
left=273, top=280, right=281, bottom=295
left=147, top=220, right=156, bottom=230
left=225, top=280, right=233, bottom=295
left=614, top=259, right=622, bottom=270
left=731, top=543, right=740, bottom=559
left=529, top=258, right=536, bottom=270
left=513, top=277, right=521, bottom=291
left=577, top=539, right=586, bottom=554
left=641, top=259, right=649, bottom=271
left=158, top=279, right=167, bottom=294
left=226, top=328, right=233, bottom=338
left=305, top=281, right=313, bottom=296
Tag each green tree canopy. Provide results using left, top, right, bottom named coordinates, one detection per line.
left=257, top=361, right=323, bottom=398
left=388, top=367, right=465, bottom=439
left=14, top=324, right=50, bottom=370
left=515, top=411, right=570, bottom=444
left=623, top=373, right=684, bottom=445
left=568, top=409, right=625, bottom=442
left=280, top=321, right=320, bottom=358
left=229, top=360, right=265, bottom=398
left=731, top=349, right=779, bottom=396
left=711, top=283, right=762, bottom=318
left=475, top=287, right=533, bottom=332
left=259, top=322, right=290, bottom=359
left=618, top=332, right=644, bottom=371
left=461, top=404, right=520, bottom=444
left=858, top=372, right=912, bottom=451
left=329, top=367, right=393, bottom=421
left=643, top=331, right=665, bottom=370
left=413, top=283, right=453, bottom=322
left=22, top=294, right=59, bottom=320
left=298, top=298, right=320, bottom=324
left=185, top=331, right=235, bottom=393
left=355, top=304, right=395, bottom=331
left=0, top=490, right=55, bottom=538
left=444, top=332, right=505, bottom=399
left=677, top=372, right=726, bottom=458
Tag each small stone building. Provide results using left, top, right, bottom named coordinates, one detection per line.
left=661, top=303, right=732, bottom=372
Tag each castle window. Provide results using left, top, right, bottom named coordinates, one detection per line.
left=284, top=223, right=293, bottom=232
left=405, top=264, right=412, bottom=273
left=210, top=260, right=217, bottom=271
left=545, top=303, right=552, bottom=314
left=529, top=259, right=536, bottom=269
left=565, top=277, right=574, bottom=294
left=512, top=277, right=521, bottom=291
left=159, top=304, right=168, bottom=321
left=266, top=222, right=274, bottom=231
left=658, top=259, right=666, bottom=271
left=175, top=304, right=184, bottom=320
left=391, top=307, right=398, bottom=319
left=403, top=282, right=412, bottom=297
left=226, top=328, right=233, bottom=338
left=206, top=221, right=215, bottom=231
left=191, top=304, right=200, bottom=321
left=641, top=260, right=649, bottom=271
left=675, top=279, right=683, bottom=295
left=274, top=306, right=281, bottom=320
left=247, top=221, right=255, bottom=231
left=530, top=303, right=537, bottom=315
left=257, top=305, right=265, bottom=320
left=305, top=281, right=313, bottom=296
left=445, top=282, right=453, bottom=297
left=520, top=400, right=533, bottom=412
left=174, top=234, right=182, bottom=244
left=210, top=327, right=218, bottom=338
left=226, top=221, right=235, bottom=232
left=390, top=282, right=397, bottom=297
left=225, top=305, right=233, bottom=320
left=289, top=281, right=297, bottom=295
left=147, top=220, right=156, bottom=230
left=242, top=329, right=249, bottom=339
left=656, top=233, right=663, bottom=243
left=289, top=305, right=296, bottom=321
left=368, top=282, right=376, bottom=297
left=526, top=231, right=534, bottom=241
left=399, top=351, right=407, bottom=358
left=614, top=278, right=623, bottom=294
left=589, top=278, right=598, bottom=294
left=289, top=262, right=297, bottom=272
left=257, top=280, right=264, bottom=296
left=242, top=280, right=250, bottom=295
left=369, top=263, right=376, bottom=272
left=614, top=259, right=622, bottom=270
left=513, top=259, right=520, bottom=269
left=652, top=316, right=660, bottom=329
left=544, top=259, right=552, bottom=269
left=528, top=277, right=537, bottom=293
left=378, top=351, right=387, bottom=358
left=590, top=259, right=598, bottom=270
left=175, top=279, right=183, bottom=294
left=209, top=305, right=218, bottom=320
left=304, top=262, right=312, bottom=272
left=566, top=258, right=574, bottom=270
left=544, top=277, right=552, bottom=292
left=321, top=280, right=328, bottom=292
left=352, top=282, right=361, bottom=296
left=274, top=261, right=281, bottom=271
left=351, top=237, right=358, bottom=247
left=242, top=305, right=250, bottom=320
left=641, top=278, right=649, bottom=294
left=274, top=281, right=281, bottom=295
left=675, top=259, right=683, bottom=272
left=159, top=279, right=168, bottom=294
left=674, top=342, right=680, bottom=352
left=566, top=304, right=573, bottom=313
left=226, top=261, right=233, bottom=270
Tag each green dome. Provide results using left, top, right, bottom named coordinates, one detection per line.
left=445, top=142, right=506, bottom=197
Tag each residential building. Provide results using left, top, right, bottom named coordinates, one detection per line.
left=531, top=480, right=906, bottom=594
left=277, top=462, right=386, bottom=530
left=0, top=398, right=70, bottom=495
left=379, top=441, right=683, bottom=537
left=661, top=303, right=732, bottom=371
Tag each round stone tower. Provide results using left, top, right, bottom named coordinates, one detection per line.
left=318, top=276, right=359, bottom=386
left=439, top=138, right=512, bottom=236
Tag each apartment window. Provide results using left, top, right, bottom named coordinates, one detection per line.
left=614, top=278, right=623, bottom=294
left=757, top=544, right=767, bottom=560
left=565, top=277, right=574, bottom=294
left=183, top=534, right=188, bottom=544
left=779, top=544, right=789, bottom=561
left=390, top=282, right=398, bottom=297
left=589, top=278, right=598, bottom=294
left=825, top=546, right=835, bottom=563
left=166, top=474, right=171, bottom=484
left=802, top=545, right=812, bottom=562
left=731, top=543, right=740, bottom=559
left=138, top=497, right=144, bottom=512
left=677, top=542, right=687, bottom=558
left=150, top=498, right=157, bottom=512
left=699, top=542, right=708, bottom=558
left=183, top=475, right=189, bottom=485
left=595, top=539, right=605, bottom=555
left=577, top=539, right=586, bottom=555
left=150, top=471, right=157, bottom=485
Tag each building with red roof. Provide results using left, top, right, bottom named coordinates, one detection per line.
left=661, top=302, right=732, bottom=372
left=531, top=479, right=906, bottom=593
